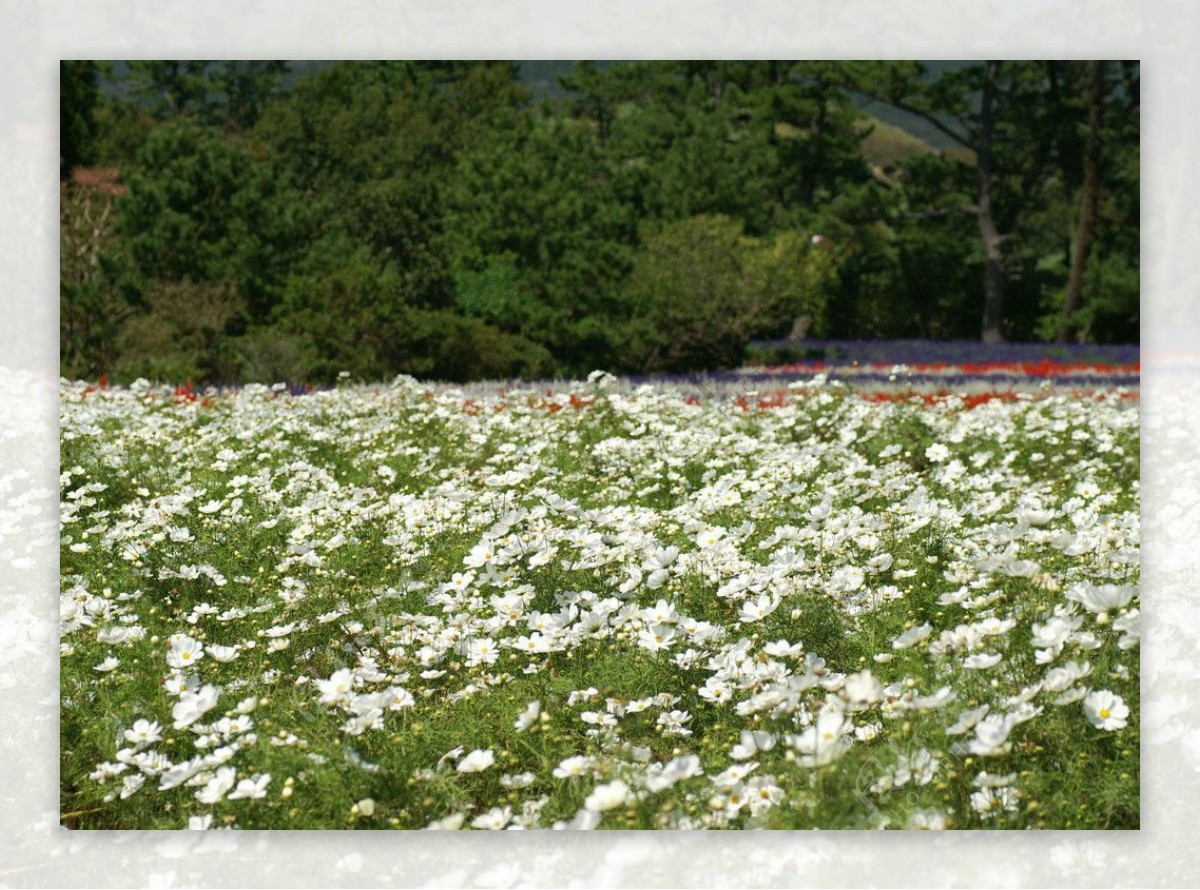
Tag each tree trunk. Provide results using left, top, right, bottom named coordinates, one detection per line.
left=1056, top=61, right=1105, bottom=343
left=977, top=61, right=1006, bottom=344
left=979, top=208, right=1006, bottom=343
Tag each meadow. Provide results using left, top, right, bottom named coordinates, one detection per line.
left=59, top=363, right=1139, bottom=830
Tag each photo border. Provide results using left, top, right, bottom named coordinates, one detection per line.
left=3, top=2, right=1196, bottom=886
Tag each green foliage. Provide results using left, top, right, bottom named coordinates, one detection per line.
left=62, top=60, right=1139, bottom=385
left=446, top=111, right=640, bottom=372
left=90, top=98, right=157, bottom=167
left=60, top=61, right=103, bottom=173
left=113, top=279, right=242, bottom=383
left=117, top=120, right=300, bottom=324
left=623, top=214, right=835, bottom=372
left=60, top=179, right=135, bottom=378
left=124, top=61, right=288, bottom=130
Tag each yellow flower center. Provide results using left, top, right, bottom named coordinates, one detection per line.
left=1099, top=708, right=1111, bottom=719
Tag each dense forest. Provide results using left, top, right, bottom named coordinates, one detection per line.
left=59, top=60, right=1139, bottom=384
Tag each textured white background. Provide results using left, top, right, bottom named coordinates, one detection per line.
left=1, top=2, right=1194, bottom=886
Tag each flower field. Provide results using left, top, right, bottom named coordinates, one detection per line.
left=59, top=364, right=1139, bottom=830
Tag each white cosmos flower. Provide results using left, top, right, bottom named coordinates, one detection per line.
left=841, top=670, right=883, bottom=707
left=962, top=652, right=1002, bottom=670
left=892, top=623, right=932, bottom=649
left=713, top=761, right=759, bottom=789
left=316, top=668, right=356, bottom=705
left=227, top=773, right=271, bottom=800
left=1083, top=690, right=1129, bottom=731
left=643, top=754, right=703, bottom=792
left=471, top=806, right=512, bottom=830
left=1031, top=614, right=1081, bottom=647
left=553, top=755, right=594, bottom=779
left=1112, top=609, right=1140, bottom=649
left=637, top=623, right=678, bottom=650
left=196, top=766, right=237, bottom=804
left=1043, top=660, right=1092, bottom=692
left=1065, top=582, right=1135, bottom=618
left=427, top=813, right=465, bottom=830
left=166, top=633, right=205, bottom=669
left=514, top=700, right=541, bottom=732
left=456, top=748, right=495, bottom=773
left=965, top=713, right=1018, bottom=756
left=926, top=443, right=950, bottom=463
left=584, top=779, right=631, bottom=812
left=737, top=593, right=780, bottom=623
left=171, top=684, right=220, bottom=729
left=123, top=719, right=163, bottom=746
left=464, top=539, right=499, bottom=568
left=698, top=676, right=733, bottom=704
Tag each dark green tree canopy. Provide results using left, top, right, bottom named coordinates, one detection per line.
left=61, top=60, right=1139, bottom=384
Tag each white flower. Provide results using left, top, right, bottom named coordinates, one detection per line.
left=171, top=684, right=220, bottom=729
left=353, top=798, right=376, bottom=817
left=906, top=809, right=948, bottom=829
left=316, top=668, right=356, bottom=705
left=1112, top=608, right=1140, bottom=649
left=1043, top=660, right=1092, bottom=692
left=196, top=766, right=237, bottom=804
left=166, top=633, right=205, bottom=669
left=584, top=779, right=631, bottom=812
left=427, top=813, right=465, bottom=830
left=971, top=785, right=1019, bottom=817
left=500, top=771, right=537, bottom=789
left=925, top=443, right=950, bottom=463
left=698, top=676, right=733, bottom=704
left=1082, top=690, right=1129, bottom=731
left=737, top=593, right=780, bottom=623
left=553, top=755, right=594, bottom=779
left=965, top=713, right=1017, bottom=756
left=713, top=761, right=759, bottom=789
left=841, top=670, right=883, bottom=707
left=730, top=730, right=776, bottom=761
left=93, top=657, right=120, bottom=672
left=962, top=652, right=1002, bottom=670
left=1065, top=582, right=1135, bottom=618
left=463, top=539, right=498, bottom=568
left=514, top=700, right=541, bottom=732
left=207, top=644, right=240, bottom=663
left=123, top=719, right=163, bottom=747
left=471, top=805, right=512, bottom=830
left=892, top=623, right=932, bottom=649
left=456, top=748, right=495, bottom=773
left=227, top=773, right=271, bottom=800
left=643, top=754, right=703, bottom=792
left=464, top=637, right=499, bottom=666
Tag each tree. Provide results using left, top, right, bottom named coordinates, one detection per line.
left=623, top=214, right=834, bottom=372
left=445, top=109, right=640, bottom=371
left=116, top=121, right=301, bottom=326
left=211, top=61, right=288, bottom=130
left=1050, top=61, right=1139, bottom=343
left=1055, top=61, right=1105, bottom=343
left=847, top=61, right=1070, bottom=342
left=126, top=61, right=217, bottom=120
left=60, top=176, right=136, bottom=377
left=60, top=61, right=103, bottom=175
